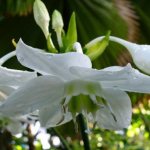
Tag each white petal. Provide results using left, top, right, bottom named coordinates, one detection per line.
left=88, top=36, right=150, bottom=74
left=0, top=75, right=65, bottom=116
left=0, top=66, right=36, bottom=86
left=70, top=64, right=133, bottom=81
left=102, top=67, right=150, bottom=93
left=96, top=88, right=132, bottom=130
left=16, top=39, right=92, bottom=80
left=109, top=36, right=150, bottom=74
left=0, top=51, right=16, bottom=66
left=0, top=86, right=15, bottom=102
left=39, top=105, right=72, bottom=128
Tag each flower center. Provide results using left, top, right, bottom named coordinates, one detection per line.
left=65, top=79, right=101, bottom=96
left=63, top=79, right=102, bottom=115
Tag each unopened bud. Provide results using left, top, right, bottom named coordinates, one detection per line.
left=52, top=10, right=64, bottom=32
left=33, top=0, right=50, bottom=39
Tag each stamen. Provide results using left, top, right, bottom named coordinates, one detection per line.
left=105, top=101, right=117, bottom=122
left=61, top=104, right=69, bottom=114
left=88, top=113, right=98, bottom=132
left=72, top=114, right=78, bottom=133
left=98, top=98, right=117, bottom=122
left=84, top=111, right=91, bottom=134
left=56, top=115, right=65, bottom=125
left=89, top=94, right=97, bottom=104
left=61, top=105, right=66, bottom=113
left=93, top=121, right=97, bottom=130
left=64, top=95, right=72, bottom=106
left=0, top=51, right=16, bottom=66
left=12, top=39, right=17, bottom=48
left=110, top=112, right=117, bottom=122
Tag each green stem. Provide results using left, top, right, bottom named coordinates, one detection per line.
left=47, top=34, right=58, bottom=53
left=78, top=114, right=91, bottom=150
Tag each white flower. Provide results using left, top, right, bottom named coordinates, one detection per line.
left=0, top=52, right=37, bottom=134
left=87, top=36, right=150, bottom=74
left=0, top=51, right=37, bottom=102
left=2, top=39, right=150, bottom=130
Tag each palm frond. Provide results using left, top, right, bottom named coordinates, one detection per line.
left=114, top=0, right=140, bottom=66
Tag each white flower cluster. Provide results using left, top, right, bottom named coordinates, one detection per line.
left=1, top=36, right=150, bottom=133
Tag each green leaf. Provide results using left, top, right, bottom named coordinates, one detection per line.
left=84, top=31, right=110, bottom=61
left=63, top=12, right=77, bottom=52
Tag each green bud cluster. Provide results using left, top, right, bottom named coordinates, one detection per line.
left=33, top=0, right=109, bottom=60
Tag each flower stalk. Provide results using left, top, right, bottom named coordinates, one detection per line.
left=47, top=34, right=58, bottom=53
left=78, top=114, right=91, bottom=150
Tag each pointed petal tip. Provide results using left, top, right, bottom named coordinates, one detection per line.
left=17, top=38, right=23, bottom=46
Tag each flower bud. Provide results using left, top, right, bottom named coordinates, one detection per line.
left=52, top=10, right=64, bottom=47
left=52, top=10, right=64, bottom=32
left=33, top=0, right=50, bottom=39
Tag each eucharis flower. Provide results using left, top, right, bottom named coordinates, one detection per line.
left=1, top=39, right=150, bottom=130
left=0, top=52, right=37, bottom=134
left=86, top=36, right=150, bottom=74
